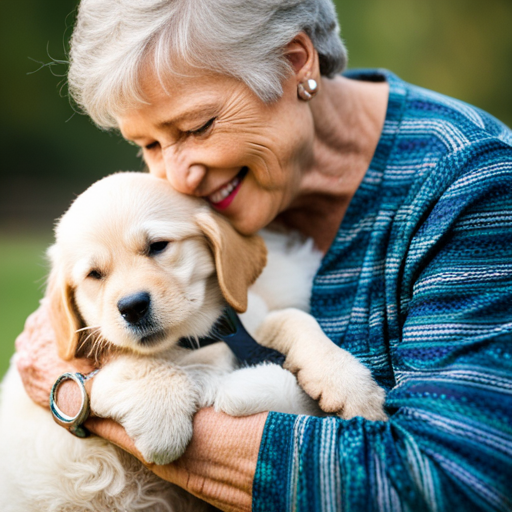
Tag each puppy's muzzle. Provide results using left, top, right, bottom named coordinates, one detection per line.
left=118, top=292, right=151, bottom=326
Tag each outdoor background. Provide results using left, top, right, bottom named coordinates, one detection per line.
left=1, top=0, right=511, bottom=378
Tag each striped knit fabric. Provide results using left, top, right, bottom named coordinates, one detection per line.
left=253, top=70, right=512, bottom=512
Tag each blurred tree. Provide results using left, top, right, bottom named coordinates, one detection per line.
left=0, top=0, right=142, bottom=231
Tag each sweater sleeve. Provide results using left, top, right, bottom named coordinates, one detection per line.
left=252, top=145, right=512, bottom=512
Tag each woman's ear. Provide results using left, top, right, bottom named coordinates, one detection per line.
left=46, top=246, right=82, bottom=361
left=194, top=211, right=267, bottom=313
left=284, top=32, right=319, bottom=83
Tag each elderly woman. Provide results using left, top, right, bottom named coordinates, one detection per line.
left=16, top=0, right=512, bottom=510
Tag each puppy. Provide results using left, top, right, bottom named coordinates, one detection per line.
left=0, top=172, right=386, bottom=511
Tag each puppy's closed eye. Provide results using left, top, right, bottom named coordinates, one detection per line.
left=148, top=241, right=169, bottom=256
left=87, top=269, right=104, bottom=280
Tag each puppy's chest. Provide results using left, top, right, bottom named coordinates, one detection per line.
left=250, top=232, right=322, bottom=312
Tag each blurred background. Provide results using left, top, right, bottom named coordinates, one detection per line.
left=1, top=0, right=511, bottom=378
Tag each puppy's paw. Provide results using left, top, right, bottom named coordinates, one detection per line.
left=338, top=380, right=387, bottom=422
left=287, top=344, right=387, bottom=421
left=256, top=308, right=388, bottom=421
left=132, top=410, right=194, bottom=465
left=91, top=356, right=199, bottom=464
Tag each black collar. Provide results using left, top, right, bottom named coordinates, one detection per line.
left=179, top=306, right=285, bottom=366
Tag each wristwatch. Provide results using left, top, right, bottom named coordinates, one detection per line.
left=49, top=370, right=98, bottom=438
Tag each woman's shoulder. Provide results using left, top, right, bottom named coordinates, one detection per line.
left=386, top=70, right=512, bottom=154
left=376, top=69, right=512, bottom=203
left=347, top=68, right=512, bottom=151
left=319, top=70, right=511, bottom=281
left=406, top=83, right=512, bottom=150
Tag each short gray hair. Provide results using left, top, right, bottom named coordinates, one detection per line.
left=68, top=0, right=347, bottom=129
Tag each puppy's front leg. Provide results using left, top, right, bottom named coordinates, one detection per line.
left=255, top=309, right=388, bottom=421
left=91, top=355, right=199, bottom=465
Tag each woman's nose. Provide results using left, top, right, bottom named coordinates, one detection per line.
left=162, top=146, right=207, bottom=196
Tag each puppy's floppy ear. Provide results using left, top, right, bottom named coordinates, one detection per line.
left=46, top=246, right=82, bottom=361
left=194, top=211, right=267, bottom=313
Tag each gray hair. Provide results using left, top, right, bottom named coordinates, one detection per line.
left=68, top=0, right=347, bottom=129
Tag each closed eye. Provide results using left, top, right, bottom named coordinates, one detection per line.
left=87, top=269, right=103, bottom=280
left=187, top=117, right=216, bottom=136
left=148, top=240, right=169, bottom=256
left=145, top=141, right=160, bottom=151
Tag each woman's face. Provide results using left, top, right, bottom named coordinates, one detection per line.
left=117, top=69, right=315, bottom=235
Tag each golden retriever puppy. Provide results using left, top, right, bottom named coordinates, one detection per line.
left=0, top=172, right=386, bottom=511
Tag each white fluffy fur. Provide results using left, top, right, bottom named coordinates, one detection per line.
left=0, top=172, right=386, bottom=511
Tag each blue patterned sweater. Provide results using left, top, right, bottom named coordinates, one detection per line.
left=252, top=70, right=512, bottom=512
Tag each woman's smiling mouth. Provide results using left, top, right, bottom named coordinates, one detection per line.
left=207, top=167, right=249, bottom=210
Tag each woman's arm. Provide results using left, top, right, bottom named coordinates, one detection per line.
left=252, top=146, right=512, bottom=512
left=86, top=409, right=266, bottom=512
left=16, top=302, right=266, bottom=512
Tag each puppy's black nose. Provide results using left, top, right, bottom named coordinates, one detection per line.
left=118, top=292, right=151, bottom=325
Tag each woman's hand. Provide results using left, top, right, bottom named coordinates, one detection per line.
left=16, top=303, right=267, bottom=512
left=15, top=301, right=95, bottom=408
left=86, top=408, right=268, bottom=512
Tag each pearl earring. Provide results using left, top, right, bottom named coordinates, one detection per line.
left=297, top=78, right=318, bottom=101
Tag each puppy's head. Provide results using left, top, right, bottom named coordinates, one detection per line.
left=47, top=172, right=267, bottom=361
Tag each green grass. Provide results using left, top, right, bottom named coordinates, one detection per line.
left=0, top=232, right=52, bottom=378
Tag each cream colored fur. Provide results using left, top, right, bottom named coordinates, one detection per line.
left=0, top=172, right=386, bottom=511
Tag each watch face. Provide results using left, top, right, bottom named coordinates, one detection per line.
left=50, top=372, right=91, bottom=438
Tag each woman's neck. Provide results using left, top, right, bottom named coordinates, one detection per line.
left=280, top=75, right=389, bottom=253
